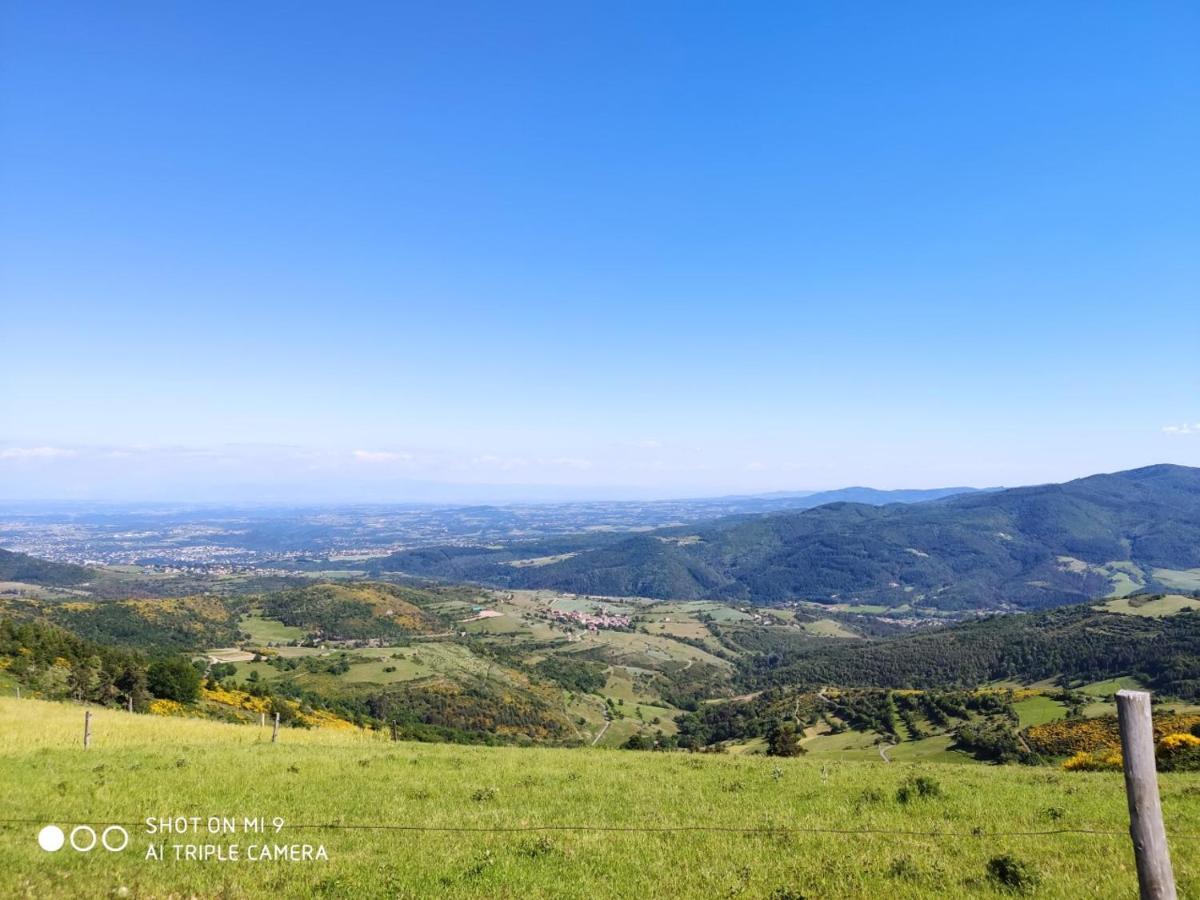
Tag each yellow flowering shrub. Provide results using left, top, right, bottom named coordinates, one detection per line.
left=1029, top=713, right=1200, bottom=756
left=300, top=708, right=358, bottom=730
left=1159, top=732, right=1200, bottom=750
left=1061, top=732, right=1200, bottom=772
left=201, top=686, right=270, bottom=713
left=198, top=686, right=356, bottom=730
left=148, top=699, right=184, bottom=716
left=1157, top=732, right=1200, bottom=772
left=1062, top=749, right=1123, bottom=772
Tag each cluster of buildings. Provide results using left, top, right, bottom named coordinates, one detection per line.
left=548, top=607, right=632, bottom=632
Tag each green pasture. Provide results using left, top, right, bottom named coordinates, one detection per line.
left=6, top=696, right=1198, bottom=898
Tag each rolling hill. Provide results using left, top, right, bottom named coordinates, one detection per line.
left=731, top=599, right=1200, bottom=699
left=372, top=464, right=1200, bottom=610
left=0, top=548, right=91, bottom=587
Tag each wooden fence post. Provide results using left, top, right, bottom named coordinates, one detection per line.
left=84, top=710, right=92, bottom=749
left=127, top=695, right=134, bottom=714
left=15, top=686, right=19, bottom=700
left=390, top=721, right=398, bottom=742
left=1116, top=690, right=1177, bottom=900
left=272, top=712, right=280, bottom=743
left=260, top=712, right=266, bottom=728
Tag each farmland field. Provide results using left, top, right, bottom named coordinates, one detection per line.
left=1013, top=695, right=1067, bottom=728
left=3, top=697, right=1200, bottom=898
left=1154, top=568, right=1200, bottom=592
left=1098, top=594, right=1200, bottom=618
left=239, top=614, right=305, bottom=644
left=802, top=618, right=859, bottom=638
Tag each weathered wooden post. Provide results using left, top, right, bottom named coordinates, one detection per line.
left=1116, top=690, right=1177, bottom=900
left=260, top=712, right=266, bottom=728
left=271, top=712, right=280, bottom=743
left=127, top=695, right=134, bottom=714
left=84, top=710, right=92, bottom=749
left=390, top=721, right=398, bottom=742
left=15, top=686, right=19, bottom=700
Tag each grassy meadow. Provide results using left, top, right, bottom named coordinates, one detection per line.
left=3, top=697, right=1200, bottom=899
left=1097, top=594, right=1200, bottom=618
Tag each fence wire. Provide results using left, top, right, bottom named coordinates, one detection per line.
left=3, top=817, right=1199, bottom=841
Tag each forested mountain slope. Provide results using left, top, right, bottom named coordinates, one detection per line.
left=732, top=602, right=1200, bottom=699
left=373, top=464, right=1200, bottom=610
left=0, top=548, right=91, bottom=586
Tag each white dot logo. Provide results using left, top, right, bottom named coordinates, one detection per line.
left=39, top=823, right=130, bottom=852
left=38, top=825, right=65, bottom=852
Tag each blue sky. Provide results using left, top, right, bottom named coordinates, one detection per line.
left=2, top=2, right=1198, bottom=501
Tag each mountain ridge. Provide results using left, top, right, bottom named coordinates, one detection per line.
left=371, top=464, right=1200, bottom=611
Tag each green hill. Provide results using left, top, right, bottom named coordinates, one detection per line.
left=373, top=465, right=1200, bottom=610
left=733, top=602, right=1200, bottom=700
left=1, top=695, right=1198, bottom=898
left=0, top=549, right=91, bottom=587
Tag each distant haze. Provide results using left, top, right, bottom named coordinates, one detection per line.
left=0, top=440, right=1182, bottom=505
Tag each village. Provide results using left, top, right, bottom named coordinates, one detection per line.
left=545, top=606, right=632, bottom=632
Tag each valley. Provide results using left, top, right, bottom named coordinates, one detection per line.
left=3, top=465, right=1200, bottom=898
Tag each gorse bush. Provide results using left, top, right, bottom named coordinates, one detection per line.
left=1157, top=732, right=1200, bottom=772
left=1061, top=749, right=1122, bottom=772
left=1029, top=712, right=1200, bottom=756
left=1061, top=733, right=1200, bottom=772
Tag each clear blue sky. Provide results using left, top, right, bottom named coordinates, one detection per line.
left=2, top=2, right=1198, bottom=501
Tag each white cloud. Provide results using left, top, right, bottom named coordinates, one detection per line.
left=0, top=446, right=77, bottom=460
left=1162, top=423, right=1200, bottom=436
left=351, top=449, right=414, bottom=463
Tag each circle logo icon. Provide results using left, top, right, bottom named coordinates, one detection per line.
left=69, top=825, right=98, bottom=852
left=38, top=825, right=65, bottom=852
left=102, top=825, right=130, bottom=852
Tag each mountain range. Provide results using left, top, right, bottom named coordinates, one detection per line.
left=371, top=464, right=1200, bottom=611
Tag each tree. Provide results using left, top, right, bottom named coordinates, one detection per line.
left=67, top=658, right=96, bottom=700
left=115, top=664, right=149, bottom=711
left=270, top=694, right=298, bottom=725
left=147, top=657, right=202, bottom=703
left=766, top=721, right=806, bottom=757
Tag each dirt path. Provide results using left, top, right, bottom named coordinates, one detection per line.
left=879, top=742, right=895, bottom=763
left=591, top=720, right=611, bottom=746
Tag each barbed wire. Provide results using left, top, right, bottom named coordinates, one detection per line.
left=3, top=817, right=1198, bottom=841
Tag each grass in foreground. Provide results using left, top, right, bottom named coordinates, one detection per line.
left=1, top=697, right=1199, bottom=899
